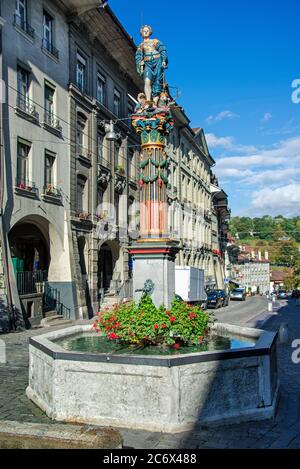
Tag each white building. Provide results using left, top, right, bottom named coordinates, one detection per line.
left=235, top=261, right=270, bottom=294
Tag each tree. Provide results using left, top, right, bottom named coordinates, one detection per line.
left=274, top=241, right=300, bottom=267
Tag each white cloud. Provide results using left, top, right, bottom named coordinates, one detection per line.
left=249, top=184, right=300, bottom=217
left=206, top=110, right=240, bottom=124
left=205, top=133, right=234, bottom=149
left=261, top=112, right=272, bottom=122
left=206, top=133, right=257, bottom=153
left=216, top=135, right=300, bottom=170
left=242, top=167, right=300, bottom=186
left=220, top=168, right=254, bottom=178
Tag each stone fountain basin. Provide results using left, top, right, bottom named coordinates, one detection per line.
left=26, top=323, right=279, bottom=433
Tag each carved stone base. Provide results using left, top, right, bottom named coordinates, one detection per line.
left=129, top=240, right=180, bottom=308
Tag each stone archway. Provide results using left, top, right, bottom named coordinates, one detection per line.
left=98, top=243, right=113, bottom=293
left=8, top=215, right=76, bottom=321
left=97, top=241, right=121, bottom=301
left=9, top=222, right=50, bottom=274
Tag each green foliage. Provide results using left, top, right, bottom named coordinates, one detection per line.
left=93, top=295, right=213, bottom=348
left=230, top=215, right=300, bottom=242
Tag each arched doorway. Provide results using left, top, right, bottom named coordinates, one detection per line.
left=98, top=243, right=113, bottom=294
left=9, top=223, right=50, bottom=296
left=9, top=223, right=49, bottom=273
left=9, top=221, right=50, bottom=320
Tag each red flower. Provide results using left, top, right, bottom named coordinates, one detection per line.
left=154, top=324, right=159, bottom=330
left=109, top=332, right=118, bottom=340
left=199, top=336, right=204, bottom=342
left=161, top=324, right=167, bottom=329
left=189, top=313, right=197, bottom=320
left=170, top=316, right=176, bottom=323
left=105, top=307, right=109, bottom=311
left=173, top=343, right=181, bottom=350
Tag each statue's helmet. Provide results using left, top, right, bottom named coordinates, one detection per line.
left=140, top=25, right=153, bottom=37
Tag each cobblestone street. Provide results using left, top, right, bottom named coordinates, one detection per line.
left=1, top=299, right=300, bottom=449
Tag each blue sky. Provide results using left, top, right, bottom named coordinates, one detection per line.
left=109, top=0, right=300, bottom=217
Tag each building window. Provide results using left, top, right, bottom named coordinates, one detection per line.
left=15, top=0, right=27, bottom=25
left=42, top=10, right=58, bottom=58
left=114, top=143, right=120, bottom=169
left=14, top=0, right=34, bottom=38
left=17, top=65, right=29, bottom=110
left=76, top=114, right=87, bottom=155
left=76, top=53, right=87, bottom=93
left=43, top=11, right=53, bottom=47
left=17, top=139, right=30, bottom=186
left=128, top=149, right=135, bottom=180
left=113, top=88, right=121, bottom=117
left=128, top=99, right=135, bottom=117
left=44, top=83, right=55, bottom=124
left=97, top=132, right=103, bottom=163
left=96, top=72, right=105, bottom=104
left=44, top=151, right=56, bottom=188
left=77, top=175, right=88, bottom=214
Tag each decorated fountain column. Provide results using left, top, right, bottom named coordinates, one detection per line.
left=128, top=24, right=180, bottom=308
left=129, top=111, right=180, bottom=308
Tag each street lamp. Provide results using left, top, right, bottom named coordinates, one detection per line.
left=103, top=120, right=120, bottom=142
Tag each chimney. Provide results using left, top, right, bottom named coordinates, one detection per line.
left=265, top=250, right=269, bottom=261
left=258, top=250, right=262, bottom=261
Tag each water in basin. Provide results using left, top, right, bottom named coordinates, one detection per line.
left=53, top=332, right=256, bottom=355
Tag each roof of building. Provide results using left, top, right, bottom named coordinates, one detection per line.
left=270, top=270, right=292, bottom=282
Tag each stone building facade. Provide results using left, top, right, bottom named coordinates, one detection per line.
left=0, top=0, right=230, bottom=328
left=235, top=261, right=270, bottom=295
left=67, top=7, right=141, bottom=318
left=0, top=0, right=75, bottom=323
left=165, top=110, right=224, bottom=288
left=0, top=1, right=141, bottom=324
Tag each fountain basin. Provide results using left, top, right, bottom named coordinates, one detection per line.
left=26, top=323, right=279, bottom=433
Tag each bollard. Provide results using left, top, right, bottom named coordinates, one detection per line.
left=268, top=301, right=273, bottom=312
left=278, top=323, right=289, bottom=344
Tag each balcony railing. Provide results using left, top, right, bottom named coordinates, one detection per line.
left=43, top=112, right=62, bottom=133
left=15, top=178, right=38, bottom=195
left=14, top=14, right=35, bottom=38
left=44, top=283, right=71, bottom=319
left=42, top=38, right=59, bottom=60
left=17, top=270, right=48, bottom=295
left=16, top=95, right=39, bottom=120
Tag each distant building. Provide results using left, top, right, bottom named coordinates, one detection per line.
left=270, top=269, right=292, bottom=291
left=235, top=261, right=270, bottom=294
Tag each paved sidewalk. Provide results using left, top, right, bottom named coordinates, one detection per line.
left=1, top=301, right=300, bottom=448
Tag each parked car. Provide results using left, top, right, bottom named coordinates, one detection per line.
left=230, top=288, right=246, bottom=301
left=276, top=289, right=289, bottom=300
left=214, top=289, right=230, bottom=307
left=292, top=289, right=300, bottom=299
left=207, top=290, right=224, bottom=309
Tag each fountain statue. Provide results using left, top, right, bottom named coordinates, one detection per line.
left=129, top=25, right=179, bottom=308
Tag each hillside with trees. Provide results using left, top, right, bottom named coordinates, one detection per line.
left=229, top=215, right=300, bottom=268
